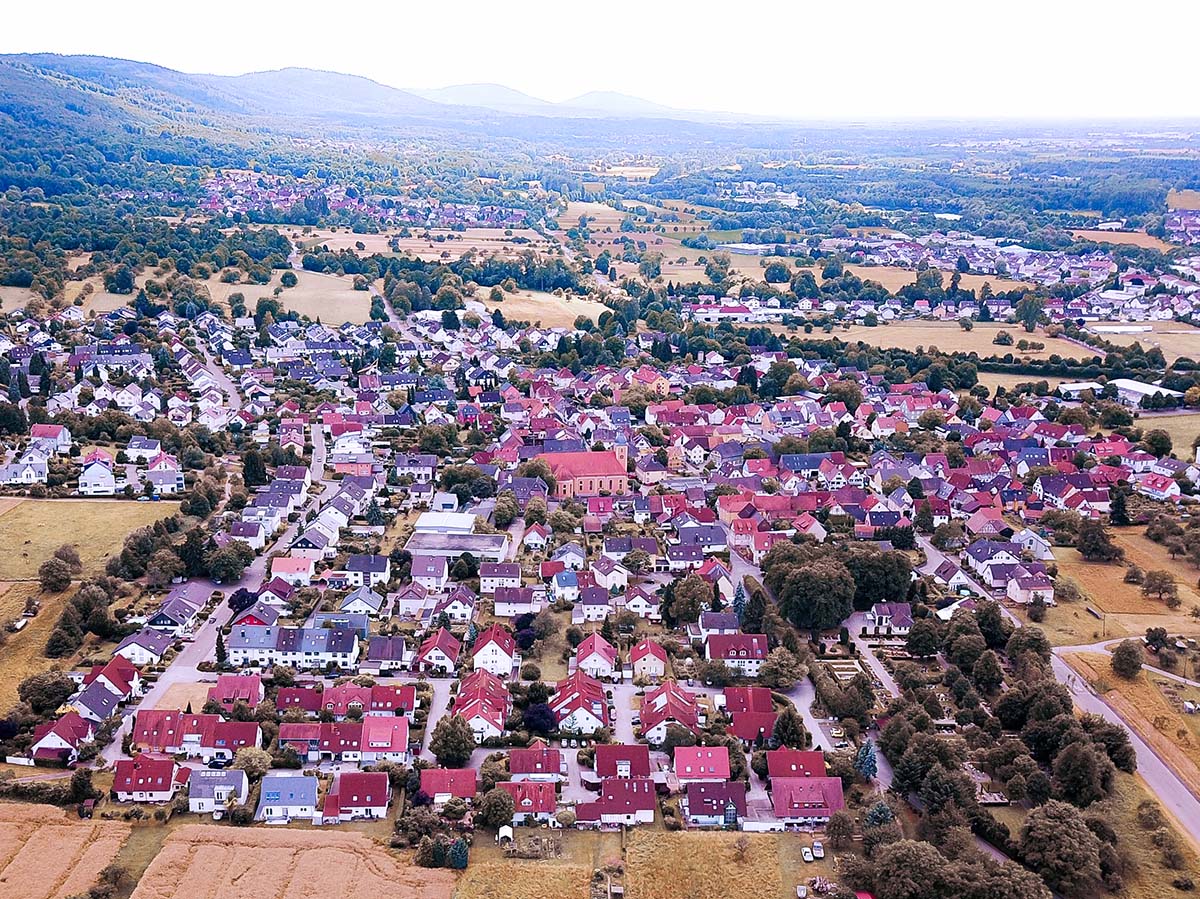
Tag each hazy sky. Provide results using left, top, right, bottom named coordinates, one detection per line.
left=3, top=0, right=1197, bottom=119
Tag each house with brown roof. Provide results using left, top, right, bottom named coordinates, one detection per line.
left=576, top=777, right=656, bottom=827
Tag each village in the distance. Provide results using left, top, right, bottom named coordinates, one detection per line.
left=2, top=41, right=1200, bottom=899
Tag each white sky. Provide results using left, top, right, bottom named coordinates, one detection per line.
left=3, top=0, right=1197, bottom=119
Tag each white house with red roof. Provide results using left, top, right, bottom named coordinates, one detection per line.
left=550, top=670, right=609, bottom=734
left=82, top=656, right=143, bottom=701
left=29, top=712, right=94, bottom=765
left=113, top=755, right=189, bottom=803
left=321, top=771, right=391, bottom=824
left=419, top=768, right=478, bottom=805
left=270, top=555, right=315, bottom=587
left=509, top=739, right=564, bottom=782
left=414, top=627, right=460, bottom=673
left=576, top=777, right=656, bottom=826
left=674, top=745, right=730, bottom=783
left=705, top=633, right=769, bottom=676
left=575, top=633, right=619, bottom=680
left=630, top=639, right=668, bottom=681
left=499, top=780, right=557, bottom=824
left=359, top=717, right=411, bottom=764
left=454, top=668, right=511, bottom=742
left=471, top=623, right=517, bottom=677
left=640, top=680, right=701, bottom=744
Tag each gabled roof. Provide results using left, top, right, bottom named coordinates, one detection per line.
left=419, top=767, right=477, bottom=799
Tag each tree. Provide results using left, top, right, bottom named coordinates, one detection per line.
left=1016, top=294, right=1045, bottom=333
left=1019, top=800, right=1102, bottom=897
left=523, top=703, right=556, bottom=735
left=38, top=557, right=72, bottom=593
left=215, top=631, right=228, bottom=669
left=1142, top=569, right=1180, bottom=607
left=18, top=670, right=74, bottom=715
left=447, top=837, right=469, bottom=869
left=53, top=544, right=82, bottom=573
left=1109, top=489, right=1130, bottom=527
left=827, top=809, right=854, bottom=848
left=1052, top=742, right=1114, bottom=808
left=1076, top=520, right=1123, bottom=563
left=241, top=449, right=268, bottom=487
left=670, top=574, right=710, bottom=623
left=430, top=715, right=475, bottom=767
left=774, top=557, right=856, bottom=634
left=758, top=647, right=806, bottom=690
left=905, top=618, right=940, bottom=659
left=770, top=705, right=808, bottom=749
left=1143, top=428, right=1173, bottom=458
left=854, top=740, right=878, bottom=780
left=871, top=840, right=948, bottom=899
left=476, top=787, right=515, bottom=829
left=1110, top=640, right=1143, bottom=679
left=146, top=549, right=186, bottom=589
left=492, top=491, right=520, bottom=529
left=206, top=543, right=254, bottom=583
left=232, top=747, right=272, bottom=780
left=972, top=650, right=1004, bottom=693
left=731, top=581, right=747, bottom=622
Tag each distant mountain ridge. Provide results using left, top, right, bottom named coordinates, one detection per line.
left=0, top=53, right=719, bottom=127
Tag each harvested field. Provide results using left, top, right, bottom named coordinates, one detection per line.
left=0, top=582, right=75, bottom=712
left=973, top=371, right=1069, bottom=394
left=458, top=831, right=621, bottom=899
left=476, top=287, right=609, bottom=328
left=1051, top=540, right=1200, bottom=615
left=130, top=825, right=455, bottom=899
left=1087, top=321, right=1200, bottom=363
left=625, top=830, right=838, bottom=899
left=794, top=321, right=1085, bottom=360
left=155, top=681, right=212, bottom=712
left=1133, top=412, right=1200, bottom=454
left=0, top=499, right=181, bottom=581
left=0, top=287, right=38, bottom=311
left=1070, top=229, right=1176, bottom=251
left=1012, top=601, right=1127, bottom=646
left=0, top=803, right=130, bottom=899
left=1169, top=189, right=1200, bottom=210
left=1065, top=653, right=1200, bottom=802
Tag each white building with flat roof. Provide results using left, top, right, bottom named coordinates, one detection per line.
left=413, top=511, right=477, bottom=535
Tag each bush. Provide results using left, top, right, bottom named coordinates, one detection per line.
left=520, top=662, right=541, bottom=681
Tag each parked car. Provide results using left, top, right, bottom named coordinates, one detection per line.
left=829, top=726, right=845, bottom=738
left=812, top=842, right=824, bottom=859
left=801, top=847, right=814, bottom=863
left=207, top=758, right=228, bottom=769
left=795, top=887, right=808, bottom=898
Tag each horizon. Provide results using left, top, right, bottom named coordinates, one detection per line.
left=2, top=0, right=1197, bottom=119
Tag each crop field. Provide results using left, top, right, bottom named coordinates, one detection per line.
left=0, top=499, right=180, bottom=581
left=0, top=803, right=130, bottom=899
left=972, top=371, right=1069, bottom=393
left=476, top=286, right=610, bottom=328
left=1169, top=189, right=1200, bottom=210
left=1070, top=229, right=1176, bottom=251
left=129, top=825, right=455, bottom=899
left=0, top=582, right=75, bottom=711
left=1086, top=321, right=1200, bottom=362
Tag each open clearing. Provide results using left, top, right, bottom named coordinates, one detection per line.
left=1086, top=321, right=1200, bottom=363
left=456, top=832, right=619, bottom=899
left=155, top=681, right=212, bottom=711
left=1133, top=412, right=1200, bottom=454
left=130, top=825, right=455, bottom=899
left=476, top=286, right=609, bottom=328
left=1169, top=189, right=1200, bottom=210
left=1070, top=229, right=1176, bottom=251
left=0, top=582, right=75, bottom=711
left=789, top=320, right=1086, bottom=360
left=973, top=371, right=1068, bottom=393
left=0, top=499, right=180, bottom=581
left=0, top=803, right=130, bottom=899
left=625, top=830, right=838, bottom=899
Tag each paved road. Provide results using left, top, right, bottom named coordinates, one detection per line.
left=101, top=424, right=337, bottom=765
left=1053, top=652, right=1200, bottom=845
